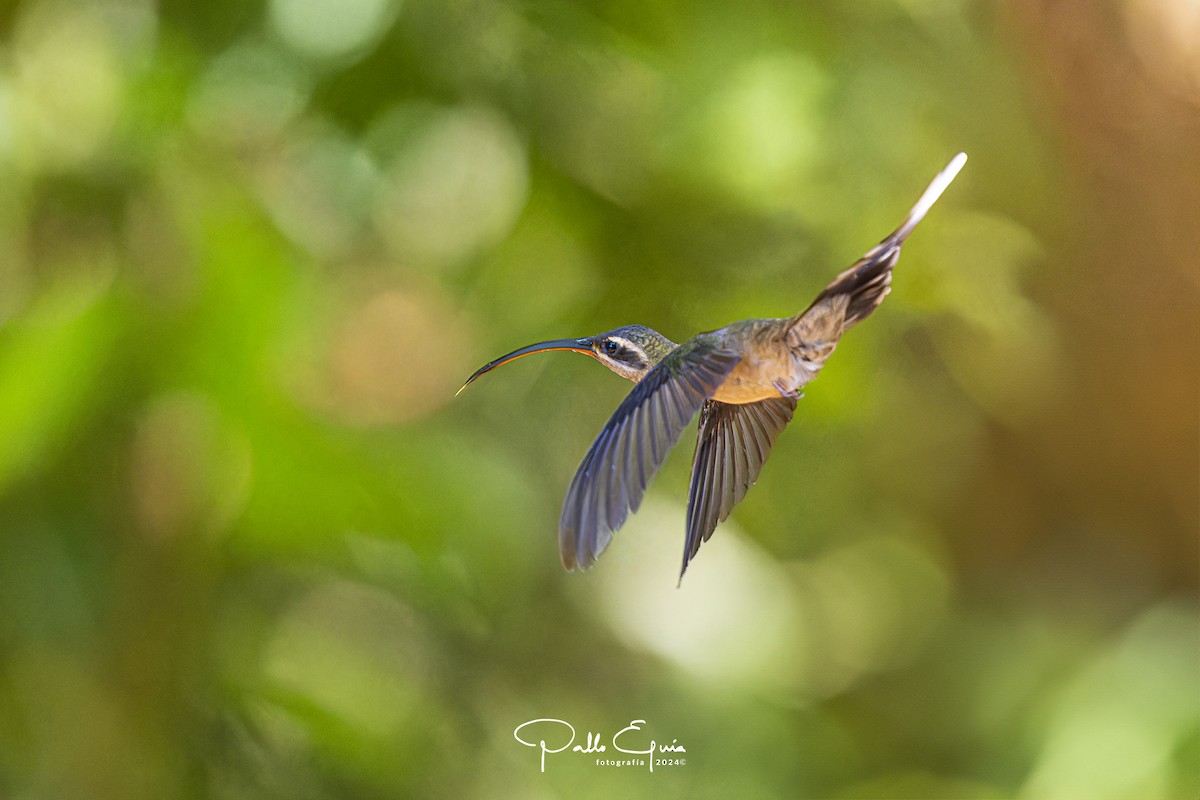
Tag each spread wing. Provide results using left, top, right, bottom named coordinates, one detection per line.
left=681, top=396, right=797, bottom=582
left=559, top=345, right=741, bottom=571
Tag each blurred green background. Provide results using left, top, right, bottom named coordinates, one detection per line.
left=0, top=0, right=1196, bottom=798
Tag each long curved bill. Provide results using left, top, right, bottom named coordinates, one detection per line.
left=456, top=337, right=595, bottom=395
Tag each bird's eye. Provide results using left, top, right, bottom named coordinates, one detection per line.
left=603, top=340, right=620, bottom=355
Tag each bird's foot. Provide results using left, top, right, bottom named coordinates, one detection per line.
left=772, top=380, right=802, bottom=400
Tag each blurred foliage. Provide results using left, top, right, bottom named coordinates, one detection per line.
left=0, top=0, right=1197, bottom=798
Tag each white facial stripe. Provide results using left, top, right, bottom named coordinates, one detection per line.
left=605, top=337, right=637, bottom=352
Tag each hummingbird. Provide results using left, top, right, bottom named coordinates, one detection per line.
left=460, top=153, right=966, bottom=582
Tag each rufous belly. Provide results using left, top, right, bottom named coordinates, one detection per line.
left=710, top=352, right=813, bottom=404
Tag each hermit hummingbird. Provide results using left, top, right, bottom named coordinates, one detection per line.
left=460, top=153, right=966, bottom=582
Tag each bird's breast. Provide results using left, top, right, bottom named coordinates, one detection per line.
left=707, top=337, right=823, bottom=404
left=709, top=353, right=796, bottom=404
left=697, top=320, right=821, bottom=404
left=711, top=379, right=778, bottom=404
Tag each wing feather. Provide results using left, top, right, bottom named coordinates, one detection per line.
left=559, top=346, right=741, bottom=571
left=680, top=396, right=798, bottom=581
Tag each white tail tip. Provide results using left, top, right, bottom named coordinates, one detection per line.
left=914, top=152, right=966, bottom=220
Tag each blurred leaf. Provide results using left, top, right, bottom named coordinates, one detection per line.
left=0, top=278, right=120, bottom=490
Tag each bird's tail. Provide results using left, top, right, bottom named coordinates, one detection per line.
left=795, top=152, right=967, bottom=332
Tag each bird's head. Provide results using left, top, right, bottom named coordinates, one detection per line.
left=457, top=324, right=678, bottom=394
